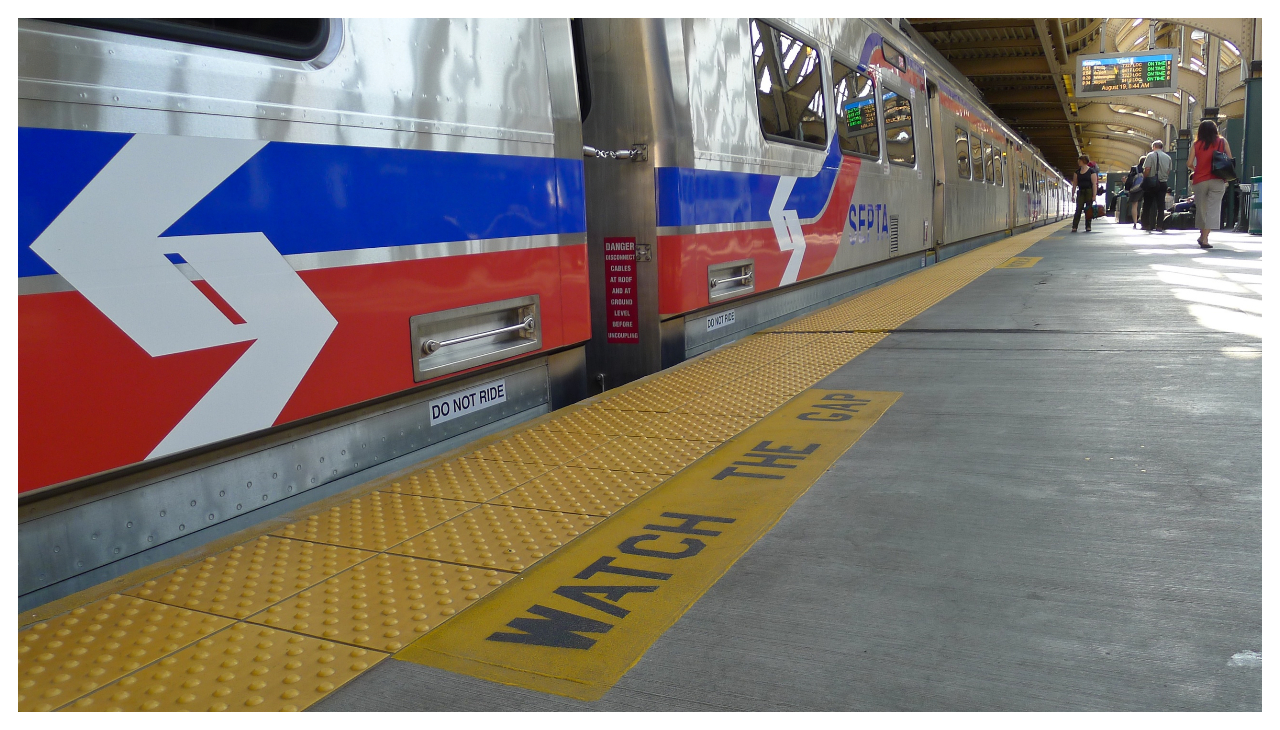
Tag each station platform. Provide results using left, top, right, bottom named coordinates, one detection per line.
left=18, top=218, right=1262, bottom=711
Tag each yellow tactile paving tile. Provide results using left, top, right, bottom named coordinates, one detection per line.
left=61, top=623, right=384, bottom=712
left=489, top=466, right=668, bottom=516
left=18, top=595, right=232, bottom=712
left=748, top=359, right=845, bottom=385
left=127, top=537, right=372, bottom=619
left=378, top=456, right=548, bottom=502
left=664, top=360, right=767, bottom=388
left=625, top=410, right=760, bottom=441
left=779, top=337, right=888, bottom=365
left=248, top=555, right=511, bottom=652
left=565, top=435, right=719, bottom=475
left=593, top=384, right=693, bottom=412
left=468, top=429, right=612, bottom=467
left=677, top=388, right=796, bottom=418
left=730, top=366, right=829, bottom=395
left=701, top=333, right=820, bottom=362
left=388, top=504, right=601, bottom=572
left=536, top=403, right=655, bottom=436
left=269, top=493, right=471, bottom=552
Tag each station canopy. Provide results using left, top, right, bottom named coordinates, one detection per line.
left=906, top=18, right=1259, bottom=175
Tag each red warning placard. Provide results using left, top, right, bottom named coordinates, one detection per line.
left=603, top=237, right=638, bottom=344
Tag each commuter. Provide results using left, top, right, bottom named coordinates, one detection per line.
left=1071, top=154, right=1097, bottom=232
left=1124, top=164, right=1144, bottom=228
left=1140, top=141, right=1172, bottom=233
left=1187, top=119, right=1233, bottom=249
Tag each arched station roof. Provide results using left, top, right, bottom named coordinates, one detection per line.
left=905, top=18, right=1261, bottom=175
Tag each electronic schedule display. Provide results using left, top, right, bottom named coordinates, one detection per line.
left=1075, top=49, right=1179, bottom=99
left=843, top=96, right=877, bottom=131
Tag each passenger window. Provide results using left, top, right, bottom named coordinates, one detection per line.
left=832, top=61, right=880, bottom=159
left=750, top=20, right=827, bottom=148
left=954, top=127, right=971, bottom=179
left=993, top=147, right=1004, bottom=186
left=882, top=42, right=905, bottom=71
left=983, top=143, right=995, bottom=185
left=882, top=90, right=915, bottom=166
left=64, top=19, right=331, bottom=61
left=970, top=135, right=985, bottom=182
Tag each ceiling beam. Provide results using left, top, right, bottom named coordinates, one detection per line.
left=1033, top=19, right=1082, bottom=158
left=911, top=19, right=1037, bottom=33
left=981, top=88, right=1062, bottom=104
left=930, top=38, right=1044, bottom=51
left=948, top=56, right=1053, bottom=76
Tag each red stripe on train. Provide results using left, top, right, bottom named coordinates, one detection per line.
left=657, top=155, right=861, bottom=316
left=18, top=244, right=590, bottom=493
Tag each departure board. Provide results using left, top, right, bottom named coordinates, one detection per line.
left=1075, top=49, right=1179, bottom=99
left=843, top=97, right=877, bottom=131
left=882, top=91, right=911, bottom=127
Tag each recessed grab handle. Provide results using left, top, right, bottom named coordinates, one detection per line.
left=710, top=273, right=753, bottom=288
left=422, top=317, right=535, bottom=356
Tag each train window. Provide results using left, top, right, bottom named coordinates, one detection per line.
left=571, top=19, right=592, bottom=122
left=63, top=19, right=331, bottom=61
left=993, top=148, right=1005, bottom=186
left=970, top=135, right=985, bottom=182
left=983, top=143, right=995, bottom=185
left=750, top=20, right=827, bottom=148
left=954, top=127, right=971, bottom=179
left=832, top=61, right=880, bottom=159
left=881, top=90, right=915, bottom=166
left=881, top=42, right=906, bottom=71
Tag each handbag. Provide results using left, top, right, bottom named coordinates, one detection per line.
left=1129, top=172, right=1144, bottom=194
left=1211, top=139, right=1237, bottom=182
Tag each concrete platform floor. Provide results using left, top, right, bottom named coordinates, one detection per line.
left=316, top=220, right=1262, bottom=711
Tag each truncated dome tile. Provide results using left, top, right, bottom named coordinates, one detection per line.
left=61, top=623, right=384, bottom=712
left=490, top=466, right=667, bottom=516
left=388, top=504, right=600, bottom=572
left=469, top=429, right=612, bottom=467
left=126, top=537, right=372, bottom=619
left=626, top=411, right=760, bottom=441
left=18, top=595, right=231, bottom=712
left=595, top=384, right=690, bottom=412
left=269, top=493, right=470, bottom=552
left=676, top=389, right=793, bottom=418
left=379, top=457, right=547, bottom=502
left=564, top=436, right=718, bottom=475
left=535, top=404, right=654, bottom=436
left=247, top=555, right=511, bottom=652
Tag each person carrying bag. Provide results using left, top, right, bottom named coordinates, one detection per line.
left=1071, top=154, right=1097, bottom=233
left=1188, top=119, right=1235, bottom=248
left=1141, top=141, right=1172, bottom=233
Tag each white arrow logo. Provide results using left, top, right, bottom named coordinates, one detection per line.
left=768, top=176, right=807, bottom=286
left=30, top=134, right=338, bottom=459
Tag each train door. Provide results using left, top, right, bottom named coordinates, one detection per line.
left=927, top=80, right=945, bottom=247
left=879, top=72, right=930, bottom=254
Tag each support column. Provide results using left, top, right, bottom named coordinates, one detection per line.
left=1174, top=128, right=1191, bottom=200
left=1206, top=36, right=1220, bottom=109
left=1239, top=61, right=1262, bottom=181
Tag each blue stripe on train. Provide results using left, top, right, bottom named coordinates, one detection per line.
left=654, top=141, right=842, bottom=228
left=18, top=127, right=587, bottom=279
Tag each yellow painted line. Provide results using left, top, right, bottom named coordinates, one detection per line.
left=395, top=388, right=901, bottom=701
left=996, top=256, right=1043, bottom=269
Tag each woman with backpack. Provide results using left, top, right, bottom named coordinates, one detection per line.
left=1187, top=119, right=1234, bottom=249
left=1071, top=154, right=1097, bottom=233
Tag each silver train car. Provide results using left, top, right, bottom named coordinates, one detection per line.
left=18, top=17, right=1065, bottom=606
left=576, top=18, right=1066, bottom=387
